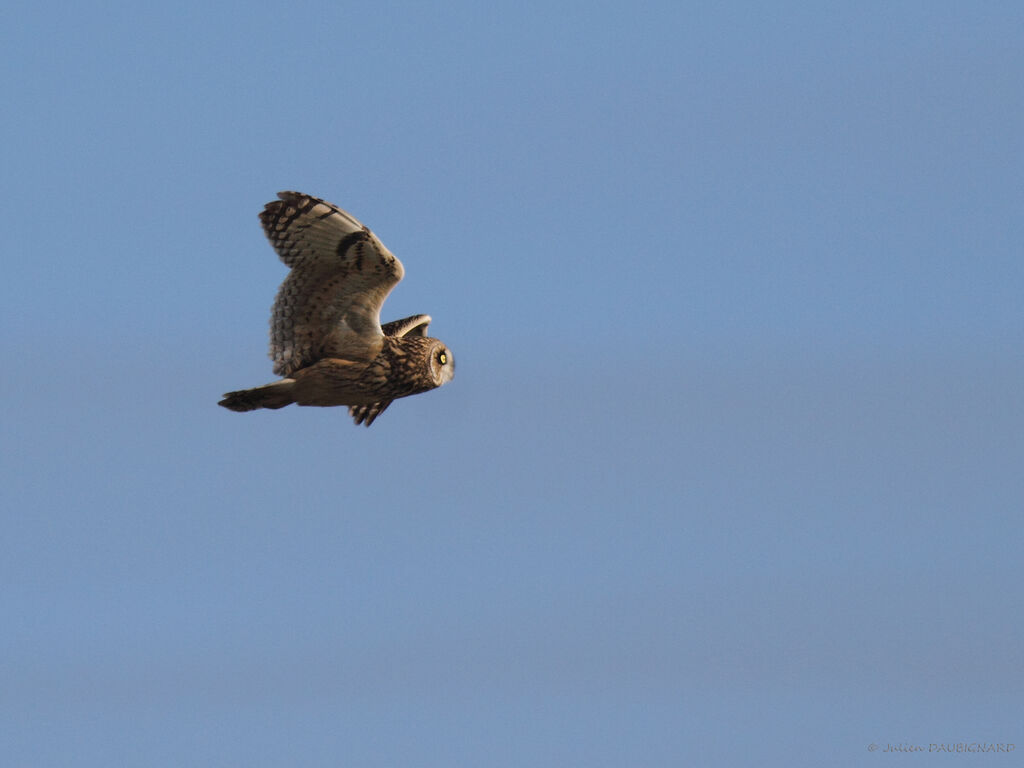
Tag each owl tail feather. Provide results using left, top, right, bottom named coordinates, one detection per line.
left=218, top=379, right=296, bottom=412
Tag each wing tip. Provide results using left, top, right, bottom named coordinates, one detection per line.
left=381, top=314, right=433, bottom=337
left=349, top=401, right=390, bottom=427
left=259, top=191, right=314, bottom=217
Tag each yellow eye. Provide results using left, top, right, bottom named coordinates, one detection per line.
left=438, top=352, right=448, bottom=365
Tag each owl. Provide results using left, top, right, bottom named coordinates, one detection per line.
left=219, top=191, right=454, bottom=426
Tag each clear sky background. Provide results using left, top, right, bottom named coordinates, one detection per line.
left=2, top=2, right=1022, bottom=766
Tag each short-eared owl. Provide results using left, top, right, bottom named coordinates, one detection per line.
left=219, top=191, right=454, bottom=426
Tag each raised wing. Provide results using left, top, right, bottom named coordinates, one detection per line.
left=347, top=314, right=433, bottom=426
left=261, top=191, right=404, bottom=377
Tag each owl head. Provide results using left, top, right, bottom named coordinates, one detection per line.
left=384, top=335, right=455, bottom=397
left=422, top=337, right=455, bottom=390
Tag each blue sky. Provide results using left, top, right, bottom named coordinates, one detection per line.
left=2, top=2, right=1022, bottom=766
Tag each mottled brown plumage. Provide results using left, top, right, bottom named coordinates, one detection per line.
left=219, top=191, right=454, bottom=425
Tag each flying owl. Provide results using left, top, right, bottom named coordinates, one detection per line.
left=219, top=191, right=454, bottom=426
